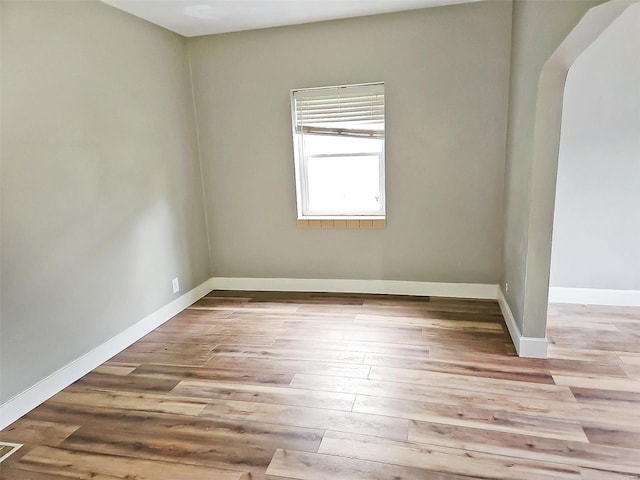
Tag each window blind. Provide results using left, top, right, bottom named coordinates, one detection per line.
left=293, top=83, right=384, bottom=139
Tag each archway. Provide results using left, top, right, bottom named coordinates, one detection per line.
left=520, top=1, right=639, bottom=356
left=549, top=5, right=640, bottom=306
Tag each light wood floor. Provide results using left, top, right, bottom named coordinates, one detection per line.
left=1, top=291, right=639, bottom=479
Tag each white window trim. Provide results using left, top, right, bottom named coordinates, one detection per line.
left=291, top=82, right=386, bottom=220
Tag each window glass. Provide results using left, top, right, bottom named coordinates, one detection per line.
left=291, top=83, right=385, bottom=218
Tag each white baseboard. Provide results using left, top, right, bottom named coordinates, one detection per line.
left=0, top=278, right=215, bottom=430
left=548, top=287, right=640, bottom=307
left=497, top=289, right=548, bottom=359
left=209, top=277, right=499, bottom=300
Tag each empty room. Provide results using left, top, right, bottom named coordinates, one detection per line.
left=1, top=0, right=639, bottom=479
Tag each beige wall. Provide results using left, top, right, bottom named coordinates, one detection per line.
left=0, top=1, right=209, bottom=403
left=188, top=2, right=512, bottom=283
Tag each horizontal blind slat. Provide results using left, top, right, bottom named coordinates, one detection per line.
left=294, top=90, right=383, bottom=100
left=300, top=126, right=384, bottom=138
left=296, top=96, right=383, bottom=105
left=298, top=114, right=384, bottom=122
left=293, top=83, right=384, bottom=139
left=297, top=104, right=384, bottom=114
left=297, top=100, right=383, bottom=110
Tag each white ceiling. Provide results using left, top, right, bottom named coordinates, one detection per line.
left=101, top=0, right=481, bottom=37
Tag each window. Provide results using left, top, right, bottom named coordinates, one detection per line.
left=291, top=83, right=385, bottom=220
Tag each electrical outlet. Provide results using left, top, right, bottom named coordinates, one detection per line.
left=172, top=277, right=180, bottom=294
left=505, top=282, right=509, bottom=293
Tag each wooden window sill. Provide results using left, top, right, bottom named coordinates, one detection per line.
left=297, top=219, right=386, bottom=229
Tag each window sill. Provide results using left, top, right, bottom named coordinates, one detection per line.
left=297, top=217, right=386, bottom=229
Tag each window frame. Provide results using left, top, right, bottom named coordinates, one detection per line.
left=290, top=82, right=386, bottom=220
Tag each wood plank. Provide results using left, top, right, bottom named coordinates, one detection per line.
left=209, top=324, right=346, bottom=340
left=342, top=329, right=472, bottom=347
left=353, top=395, right=588, bottom=442
left=0, top=464, right=80, bottom=480
left=364, top=297, right=500, bottom=312
left=199, top=398, right=408, bottom=440
left=580, top=467, right=640, bottom=479
left=166, top=308, right=234, bottom=320
left=24, top=402, right=130, bottom=431
left=230, top=311, right=356, bottom=321
left=172, top=379, right=356, bottom=410
left=123, top=340, right=214, bottom=356
left=362, top=353, right=556, bottom=384
left=318, top=431, right=582, bottom=480
left=289, top=374, right=639, bottom=428
left=0, top=419, right=78, bottom=447
left=429, top=346, right=627, bottom=377
left=547, top=332, right=640, bottom=353
left=415, top=337, right=516, bottom=355
left=296, top=304, right=504, bottom=320
left=547, top=345, right=621, bottom=362
left=552, top=374, right=640, bottom=393
left=1, top=444, right=111, bottom=480
left=211, top=345, right=365, bottom=364
left=152, top=322, right=216, bottom=335
left=108, top=350, right=213, bottom=367
left=193, top=296, right=252, bottom=305
left=272, top=337, right=431, bottom=357
left=93, top=363, right=138, bottom=376
left=571, top=387, right=640, bottom=408
left=355, top=314, right=505, bottom=331
left=61, top=412, right=322, bottom=477
left=131, top=363, right=295, bottom=385
left=622, top=363, right=640, bottom=379
left=279, top=319, right=424, bottom=335
left=72, top=371, right=180, bottom=394
left=583, top=426, right=640, bottom=449
left=266, top=449, right=478, bottom=480
left=51, top=388, right=208, bottom=416
left=408, top=420, right=640, bottom=474
left=369, top=366, right=576, bottom=401
left=142, top=331, right=276, bottom=346
left=188, top=302, right=299, bottom=313
left=548, top=321, right=619, bottom=332
left=204, top=355, right=372, bottom=378
left=618, top=353, right=640, bottom=366
left=13, top=445, right=249, bottom=479
left=207, top=318, right=286, bottom=330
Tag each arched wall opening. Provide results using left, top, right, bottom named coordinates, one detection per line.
left=549, top=5, right=640, bottom=305
left=517, top=1, right=639, bottom=357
